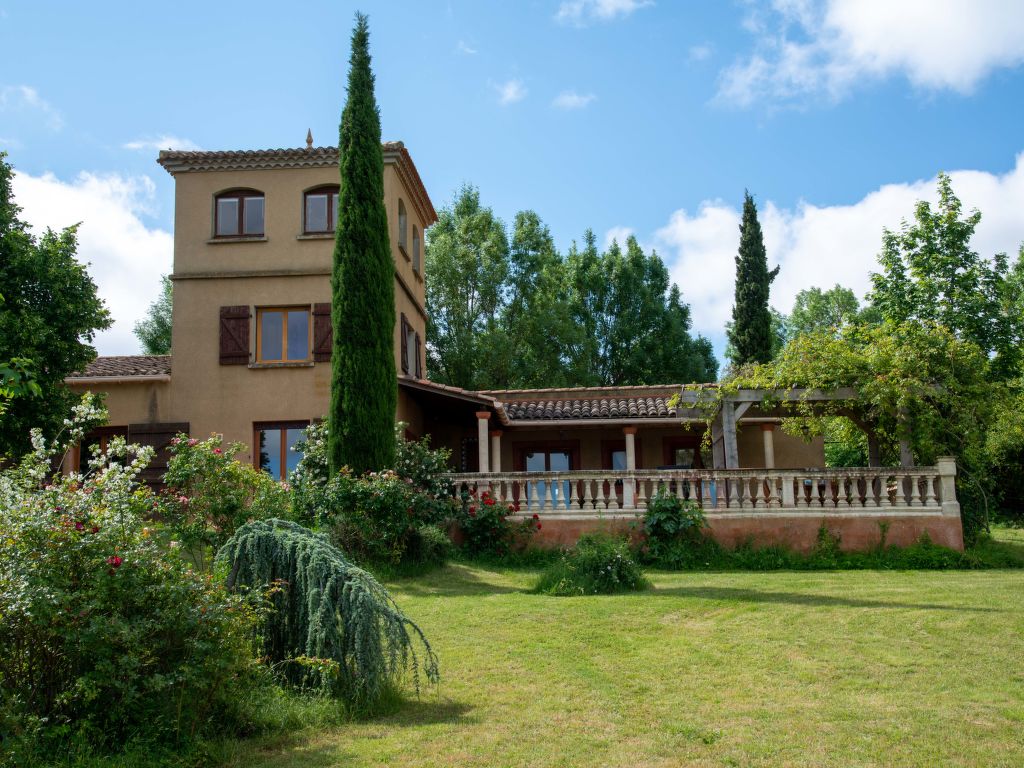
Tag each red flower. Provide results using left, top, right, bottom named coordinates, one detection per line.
left=468, top=506, right=477, bottom=517
left=213, top=448, right=222, bottom=455
left=532, top=513, right=539, bottom=520
left=535, top=523, right=542, bottom=530
left=91, top=526, right=100, bottom=534
left=484, top=498, right=495, bottom=507
left=513, top=502, right=521, bottom=512
left=75, top=521, right=84, bottom=531
left=107, top=556, right=123, bottom=568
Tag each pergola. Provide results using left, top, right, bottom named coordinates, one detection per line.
left=674, top=387, right=907, bottom=470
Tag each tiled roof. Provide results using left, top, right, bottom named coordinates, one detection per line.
left=501, top=395, right=677, bottom=421
left=157, top=142, right=437, bottom=225
left=69, top=355, right=172, bottom=379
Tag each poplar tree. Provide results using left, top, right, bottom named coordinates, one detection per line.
left=328, top=13, right=395, bottom=475
left=727, top=190, right=779, bottom=366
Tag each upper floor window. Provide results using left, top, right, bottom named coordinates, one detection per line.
left=304, top=185, right=339, bottom=234
left=412, top=226, right=421, bottom=274
left=215, top=190, right=264, bottom=237
left=256, top=307, right=310, bottom=363
left=397, top=199, right=408, bottom=252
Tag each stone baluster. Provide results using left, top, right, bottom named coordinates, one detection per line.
left=780, top=473, right=795, bottom=508
left=924, top=473, right=938, bottom=507
left=909, top=473, right=922, bottom=506
left=636, top=478, right=648, bottom=510
left=568, top=478, right=579, bottom=511
left=529, top=481, right=540, bottom=511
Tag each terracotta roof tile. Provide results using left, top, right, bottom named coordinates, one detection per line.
left=70, top=355, right=172, bottom=379
left=502, top=395, right=676, bottom=421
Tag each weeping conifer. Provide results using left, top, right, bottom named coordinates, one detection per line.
left=216, top=518, right=438, bottom=706
left=329, top=12, right=396, bottom=475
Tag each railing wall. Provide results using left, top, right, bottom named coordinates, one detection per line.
left=445, top=463, right=958, bottom=516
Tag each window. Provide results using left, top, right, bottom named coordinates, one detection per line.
left=78, top=427, right=129, bottom=473
left=412, top=226, right=421, bottom=274
left=255, top=421, right=308, bottom=481
left=397, top=199, right=408, bottom=251
left=215, top=190, right=264, bottom=237
left=514, top=443, right=580, bottom=508
left=304, top=186, right=339, bottom=234
left=257, top=307, right=311, bottom=362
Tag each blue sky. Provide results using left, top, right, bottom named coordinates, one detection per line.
left=3, top=0, right=1024, bottom=361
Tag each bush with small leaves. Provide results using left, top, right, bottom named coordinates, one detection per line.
left=534, top=532, right=649, bottom=596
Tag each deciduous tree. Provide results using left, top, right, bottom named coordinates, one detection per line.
left=133, top=274, right=172, bottom=354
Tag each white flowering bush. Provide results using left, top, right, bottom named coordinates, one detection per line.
left=0, top=395, right=262, bottom=759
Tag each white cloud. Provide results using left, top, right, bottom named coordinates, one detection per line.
left=688, top=43, right=713, bottom=62
left=456, top=40, right=478, bottom=55
left=652, top=153, right=1024, bottom=349
left=0, top=85, right=62, bottom=131
left=556, top=0, right=653, bottom=26
left=603, top=226, right=635, bottom=250
left=718, top=0, right=1024, bottom=107
left=552, top=90, right=596, bottom=109
left=495, top=78, right=527, bottom=105
left=12, top=170, right=173, bottom=356
left=123, top=135, right=201, bottom=152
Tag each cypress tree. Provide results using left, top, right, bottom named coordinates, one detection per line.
left=728, top=190, right=779, bottom=366
left=329, top=13, right=396, bottom=475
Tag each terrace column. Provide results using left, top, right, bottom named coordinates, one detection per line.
left=936, top=456, right=960, bottom=517
left=761, top=424, right=776, bottom=469
left=623, top=426, right=637, bottom=508
left=475, top=411, right=490, bottom=474
left=489, top=430, right=502, bottom=473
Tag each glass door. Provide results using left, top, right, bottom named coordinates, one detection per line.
left=524, top=449, right=573, bottom=509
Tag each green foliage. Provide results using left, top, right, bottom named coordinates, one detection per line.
left=290, top=421, right=457, bottom=566
left=132, top=274, right=172, bottom=354
left=870, top=173, right=1023, bottom=379
left=0, top=152, right=111, bottom=458
left=425, top=187, right=717, bottom=390
left=534, top=532, right=649, bottom=596
left=641, top=492, right=707, bottom=561
left=457, top=488, right=538, bottom=556
left=783, top=284, right=879, bottom=342
left=329, top=13, right=396, bottom=475
left=727, top=191, right=779, bottom=367
left=161, top=434, right=293, bottom=569
left=0, top=355, right=39, bottom=416
left=0, top=398, right=261, bottom=758
left=216, top=518, right=439, bottom=708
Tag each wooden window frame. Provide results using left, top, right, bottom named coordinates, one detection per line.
left=253, top=420, right=310, bottom=482
left=255, top=306, right=312, bottom=363
left=214, top=190, right=264, bottom=238
left=397, top=199, right=408, bottom=254
left=412, top=226, right=421, bottom=274
left=303, top=185, right=339, bottom=234
left=512, top=441, right=581, bottom=472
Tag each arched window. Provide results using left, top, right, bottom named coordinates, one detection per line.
left=303, top=185, right=339, bottom=234
left=412, top=226, right=421, bottom=274
left=398, top=199, right=408, bottom=251
left=215, top=189, right=264, bottom=237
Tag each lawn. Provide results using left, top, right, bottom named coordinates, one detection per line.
left=217, top=537, right=1024, bottom=768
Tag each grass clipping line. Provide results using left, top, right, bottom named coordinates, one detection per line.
left=216, top=518, right=439, bottom=707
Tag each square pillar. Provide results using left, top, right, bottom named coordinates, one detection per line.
left=623, top=426, right=637, bottom=509
left=475, top=411, right=490, bottom=474
left=761, top=423, right=776, bottom=469
left=489, top=429, right=502, bottom=473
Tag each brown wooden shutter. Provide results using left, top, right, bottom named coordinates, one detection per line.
left=312, top=302, right=332, bottom=362
left=127, top=422, right=190, bottom=486
left=414, top=332, right=422, bottom=378
left=400, top=313, right=409, bottom=373
left=219, top=305, right=250, bottom=365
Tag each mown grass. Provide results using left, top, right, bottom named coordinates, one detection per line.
left=197, top=531, right=1024, bottom=768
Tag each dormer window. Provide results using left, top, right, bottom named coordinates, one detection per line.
left=398, top=199, right=408, bottom=252
left=304, top=185, right=339, bottom=234
left=215, top=190, right=264, bottom=237
left=412, top=226, right=421, bottom=274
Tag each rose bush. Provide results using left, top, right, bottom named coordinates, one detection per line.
left=0, top=397, right=262, bottom=759
left=458, top=489, right=539, bottom=556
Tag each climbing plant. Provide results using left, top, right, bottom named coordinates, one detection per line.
left=215, top=518, right=439, bottom=708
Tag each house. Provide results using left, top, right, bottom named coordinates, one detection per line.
left=67, top=139, right=964, bottom=552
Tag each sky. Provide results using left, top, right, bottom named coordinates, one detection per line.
left=2, top=0, right=1024, bottom=363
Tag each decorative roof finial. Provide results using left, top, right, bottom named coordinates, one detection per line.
left=306, top=129, right=313, bottom=149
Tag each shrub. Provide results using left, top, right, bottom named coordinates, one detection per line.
left=0, top=398, right=262, bottom=759
left=641, top=491, right=708, bottom=563
left=534, top=532, right=649, bottom=596
left=405, top=523, right=454, bottom=568
left=291, top=422, right=457, bottom=566
left=458, top=489, right=538, bottom=556
left=162, top=433, right=292, bottom=568
left=215, top=518, right=439, bottom=709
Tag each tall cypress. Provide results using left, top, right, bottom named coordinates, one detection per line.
left=728, top=190, right=779, bottom=366
left=328, top=13, right=396, bottom=475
